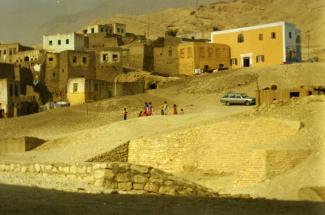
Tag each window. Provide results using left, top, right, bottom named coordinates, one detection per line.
left=168, top=48, right=172, bottom=57
left=271, top=32, right=276, bottom=39
left=13, top=48, right=17, bottom=54
left=82, top=57, right=87, bottom=64
left=72, top=56, right=77, bottom=63
left=101, top=28, right=104, bottom=32
left=48, top=57, right=53, bottom=62
left=49, top=40, right=53, bottom=46
left=112, top=54, right=119, bottom=62
left=187, top=47, right=192, bottom=58
left=91, top=28, right=95, bottom=33
left=199, top=47, right=205, bottom=58
left=259, top=33, right=263, bottom=40
left=3, top=50, right=6, bottom=55
left=121, top=29, right=124, bottom=33
left=179, top=49, right=185, bottom=58
left=58, top=40, right=61, bottom=45
left=256, top=55, right=265, bottom=63
left=102, top=54, right=108, bottom=62
left=9, top=49, right=12, bottom=55
left=66, top=39, right=69, bottom=44
left=296, top=35, right=301, bottom=43
left=73, top=83, right=78, bottom=93
left=289, top=32, right=292, bottom=39
left=238, top=34, right=244, bottom=43
left=231, top=58, right=238, bottom=65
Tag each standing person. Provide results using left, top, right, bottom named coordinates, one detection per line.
left=163, top=101, right=168, bottom=115
left=123, top=108, right=128, bottom=120
left=0, top=103, right=3, bottom=118
left=148, top=102, right=153, bottom=116
left=173, top=104, right=178, bottom=115
left=144, top=102, right=149, bottom=116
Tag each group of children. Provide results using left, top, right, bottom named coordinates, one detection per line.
left=123, top=101, right=184, bottom=120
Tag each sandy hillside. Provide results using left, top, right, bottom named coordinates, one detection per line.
left=0, top=62, right=324, bottom=201
left=88, top=0, right=325, bottom=60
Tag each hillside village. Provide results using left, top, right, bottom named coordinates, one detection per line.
left=0, top=0, right=325, bottom=214
left=0, top=19, right=307, bottom=117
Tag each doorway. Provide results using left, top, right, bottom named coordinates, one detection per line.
left=243, top=57, right=250, bottom=67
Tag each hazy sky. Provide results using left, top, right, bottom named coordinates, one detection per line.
left=0, top=0, right=216, bottom=45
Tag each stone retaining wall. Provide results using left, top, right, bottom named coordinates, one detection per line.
left=0, top=161, right=217, bottom=197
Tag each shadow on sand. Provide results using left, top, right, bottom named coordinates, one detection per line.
left=0, top=184, right=324, bottom=215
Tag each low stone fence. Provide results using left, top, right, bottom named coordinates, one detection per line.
left=0, top=161, right=217, bottom=197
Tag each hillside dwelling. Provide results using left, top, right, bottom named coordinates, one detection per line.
left=83, top=24, right=113, bottom=35
left=0, top=79, right=21, bottom=117
left=43, top=50, right=96, bottom=100
left=154, top=41, right=230, bottom=76
left=0, top=43, right=33, bottom=64
left=95, top=48, right=124, bottom=81
left=86, top=33, right=122, bottom=51
left=256, top=85, right=321, bottom=106
left=43, top=33, right=86, bottom=53
left=122, top=40, right=154, bottom=71
left=112, top=23, right=126, bottom=37
left=211, top=22, right=302, bottom=68
left=67, top=77, right=145, bottom=106
left=178, top=31, right=212, bottom=41
left=13, top=49, right=46, bottom=65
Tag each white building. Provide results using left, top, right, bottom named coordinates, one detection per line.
left=83, top=24, right=113, bottom=34
left=0, top=79, right=20, bottom=117
left=112, top=23, right=126, bottom=37
left=43, top=33, right=86, bottom=53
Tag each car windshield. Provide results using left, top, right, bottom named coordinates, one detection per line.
left=241, top=94, right=248, bottom=98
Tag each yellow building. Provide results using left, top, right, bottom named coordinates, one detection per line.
left=211, top=22, right=301, bottom=68
left=154, top=42, right=230, bottom=76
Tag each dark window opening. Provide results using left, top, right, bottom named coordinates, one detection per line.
left=49, top=41, right=53, bottom=46
left=73, top=56, right=77, bottom=63
left=58, top=40, right=61, bottom=45
left=82, top=57, right=87, bottom=64
left=48, top=57, right=53, bottom=62
left=259, top=33, right=263, bottom=40
left=73, top=83, right=78, bottom=93
left=271, top=32, right=276, bottom=39
left=290, top=92, right=300, bottom=98
left=289, top=32, right=292, bottom=39
left=24, top=56, right=30, bottom=62
left=238, top=34, right=244, bottom=43
left=149, top=83, right=157, bottom=90
left=91, top=28, right=95, bottom=33
left=66, top=39, right=69, bottom=44
left=308, top=91, right=313, bottom=96
left=52, top=73, right=56, bottom=77
left=112, top=54, right=119, bottom=62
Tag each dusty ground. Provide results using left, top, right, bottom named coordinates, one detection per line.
left=0, top=184, right=325, bottom=215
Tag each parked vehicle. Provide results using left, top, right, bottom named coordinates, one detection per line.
left=220, top=92, right=256, bottom=106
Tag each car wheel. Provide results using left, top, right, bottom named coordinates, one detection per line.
left=245, top=101, right=250, bottom=106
